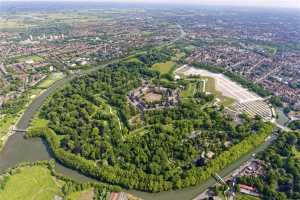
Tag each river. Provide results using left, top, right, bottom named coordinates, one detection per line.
left=0, top=57, right=285, bottom=199
left=0, top=124, right=275, bottom=200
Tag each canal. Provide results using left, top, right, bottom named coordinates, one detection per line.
left=0, top=62, right=285, bottom=200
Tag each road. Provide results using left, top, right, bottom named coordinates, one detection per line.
left=192, top=120, right=289, bottom=200
left=192, top=132, right=277, bottom=200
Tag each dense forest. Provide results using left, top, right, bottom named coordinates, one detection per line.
left=29, top=51, right=274, bottom=192
left=238, top=131, right=300, bottom=200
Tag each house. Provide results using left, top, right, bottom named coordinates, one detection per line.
left=239, top=184, right=260, bottom=197
left=110, top=192, right=128, bottom=200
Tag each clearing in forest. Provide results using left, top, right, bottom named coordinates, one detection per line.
left=152, top=61, right=176, bottom=74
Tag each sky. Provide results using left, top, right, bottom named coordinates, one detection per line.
left=2, top=0, right=300, bottom=9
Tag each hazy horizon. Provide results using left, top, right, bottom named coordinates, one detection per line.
left=1, top=0, right=300, bottom=9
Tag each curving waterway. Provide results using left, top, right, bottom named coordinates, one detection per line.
left=0, top=59, right=287, bottom=200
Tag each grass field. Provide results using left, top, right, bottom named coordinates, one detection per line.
left=180, top=82, right=197, bottom=98
left=29, top=117, right=49, bottom=130
left=66, top=188, right=95, bottom=200
left=0, top=20, right=28, bottom=29
left=17, top=55, right=44, bottom=63
left=126, top=126, right=149, bottom=140
left=152, top=61, right=176, bottom=75
left=124, top=57, right=144, bottom=64
left=203, top=76, right=235, bottom=107
left=0, top=166, right=64, bottom=200
left=236, top=194, right=260, bottom=200
left=180, top=77, right=235, bottom=107
left=37, top=73, right=64, bottom=89
left=0, top=116, right=15, bottom=145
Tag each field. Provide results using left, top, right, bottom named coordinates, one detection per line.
left=0, top=166, right=64, bottom=200
left=236, top=194, right=260, bottom=200
left=65, top=188, right=95, bottom=200
left=177, top=66, right=261, bottom=104
left=37, top=73, right=65, bottom=89
left=152, top=61, right=176, bottom=74
left=0, top=20, right=29, bottom=30
left=203, top=76, right=235, bottom=107
left=0, top=164, right=99, bottom=200
left=180, top=82, right=197, bottom=98
left=0, top=116, right=15, bottom=147
left=180, top=77, right=234, bottom=107
left=17, top=55, right=44, bottom=63
left=29, top=117, right=49, bottom=130
left=125, top=57, right=144, bottom=64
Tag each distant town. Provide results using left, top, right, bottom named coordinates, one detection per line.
left=0, top=2, right=299, bottom=200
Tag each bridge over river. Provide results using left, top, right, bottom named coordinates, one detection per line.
left=0, top=35, right=294, bottom=200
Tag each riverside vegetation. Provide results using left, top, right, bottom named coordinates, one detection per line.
left=27, top=49, right=274, bottom=192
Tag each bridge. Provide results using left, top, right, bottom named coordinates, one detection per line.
left=12, top=128, right=27, bottom=135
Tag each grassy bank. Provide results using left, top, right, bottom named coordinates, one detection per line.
left=0, top=161, right=120, bottom=200
left=0, top=73, right=64, bottom=151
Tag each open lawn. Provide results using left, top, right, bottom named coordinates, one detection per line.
left=17, top=55, right=44, bottom=63
left=152, top=61, right=176, bottom=75
left=126, top=126, right=149, bottom=140
left=37, top=73, right=64, bottom=89
left=179, top=67, right=261, bottom=104
left=180, top=77, right=234, bottom=107
left=124, top=57, right=144, bottom=64
left=0, top=116, right=15, bottom=146
left=144, top=92, right=162, bottom=103
left=0, top=166, right=63, bottom=200
left=29, top=117, right=49, bottom=130
left=236, top=194, right=260, bottom=200
left=180, top=82, right=197, bottom=98
left=66, top=188, right=95, bottom=200
left=204, top=76, right=235, bottom=107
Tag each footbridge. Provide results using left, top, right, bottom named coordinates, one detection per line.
left=12, top=128, right=27, bottom=135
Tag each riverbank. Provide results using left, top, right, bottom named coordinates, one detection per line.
left=0, top=39, right=288, bottom=199
left=0, top=73, right=66, bottom=152
left=0, top=160, right=120, bottom=200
